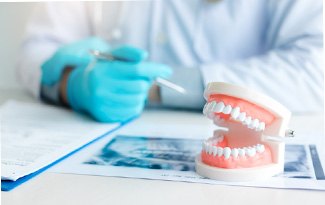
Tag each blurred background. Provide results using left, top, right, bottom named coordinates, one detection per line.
left=0, top=3, right=37, bottom=89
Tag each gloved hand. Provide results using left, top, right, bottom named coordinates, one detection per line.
left=41, top=37, right=172, bottom=122
left=67, top=45, right=172, bottom=122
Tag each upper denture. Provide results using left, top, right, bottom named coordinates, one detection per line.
left=203, top=94, right=275, bottom=131
left=208, top=94, right=275, bottom=125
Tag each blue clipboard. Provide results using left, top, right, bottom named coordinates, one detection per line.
left=1, top=119, right=132, bottom=191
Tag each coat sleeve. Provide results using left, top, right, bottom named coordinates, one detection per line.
left=199, top=0, right=323, bottom=113
left=16, top=2, right=93, bottom=98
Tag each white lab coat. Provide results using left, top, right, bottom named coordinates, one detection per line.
left=17, top=0, right=323, bottom=113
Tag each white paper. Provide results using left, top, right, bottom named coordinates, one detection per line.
left=50, top=132, right=325, bottom=191
left=1, top=100, right=119, bottom=181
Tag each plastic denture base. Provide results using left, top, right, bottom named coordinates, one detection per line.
left=202, top=94, right=277, bottom=167
left=196, top=82, right=291, bottom=181
left=201, top=93, right=276, bottom=169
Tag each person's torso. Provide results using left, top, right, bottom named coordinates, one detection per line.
left=94, top=0, right=269, bottom=67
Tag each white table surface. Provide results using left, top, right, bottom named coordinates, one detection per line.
left=1, top=88, right=325, bottom=205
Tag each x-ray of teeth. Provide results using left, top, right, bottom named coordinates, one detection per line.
left=83, top=135, right=322, bottom=179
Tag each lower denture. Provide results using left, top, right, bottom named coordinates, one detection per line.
left=201, top=147, right=272, bottom=169
left=202, top=136, right=273, bottom=169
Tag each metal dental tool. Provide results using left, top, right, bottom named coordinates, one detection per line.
left=89, top=49, right=187, bottom=94
left=262, top=129, right=295, bottom=143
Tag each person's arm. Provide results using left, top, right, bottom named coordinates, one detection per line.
left=157, top=0, right=323, bottom=113
left=17, top=2, right=164, bottom=108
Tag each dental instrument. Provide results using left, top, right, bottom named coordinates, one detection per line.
left=89, top=49, right=187, bottom=94
left=262, top=130, right=295, bottom=143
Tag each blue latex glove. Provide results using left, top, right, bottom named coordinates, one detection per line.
left=41, top=37, right=110, bottom=86
left=67, top=46, right=172, bottom=122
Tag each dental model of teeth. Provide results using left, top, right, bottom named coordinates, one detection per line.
left=203, top=101, right=266, bottom=131
left=195, top=82, right=291, bottom=181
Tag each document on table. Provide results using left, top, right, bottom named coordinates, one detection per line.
left=1, top=100, right=120, bottom=181
left=51, top=133, right=325, bottom=191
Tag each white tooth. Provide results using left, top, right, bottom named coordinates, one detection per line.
left=243, top=147, right=249, bottom=155
left=238, top=112, right=246, bottom=122
left=206, top=146, right=209, bottom=154
left=256, top=144, right=265, bottom=153
left=212, top=146, right=218, bottom=156
left=251, top=147, right=257, bottom=155
left=208, top=145, right=214, bottom=154
left=231, top=148, right=239, bottom=158
left=257, top=122, right=265, bottom=131
left=203, top=103, right=211, bottom=117
left=204, top=142, right=209, bottom=153
left=249, top=119, right=259, bottom=129
left=208, top=102, right=214, bottom=111
left=215, top=102, right=225, bottom=113
left=244, top=116, right=252, bottom=125
left=207, top=102, right=216, bottom=119
left=217, top=147, right=224, bottom=157
left=203, top=103, right=209, bottom=115
left=205, top=145, right=209, bottom=153
left=244, top=147, right=250, bottom=155
left=247, top=148, right=256, bottom=157
left=253, top=119, right=260, bottom=128
left=210, top=101, right=217, bottom=112
left=238, top=148, right=245, bottom=157
left=222, top=105, right=232, bottom=114
left=223, top=147, right=231, bottom=159
left=231, top=107, right=240, bottom=119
